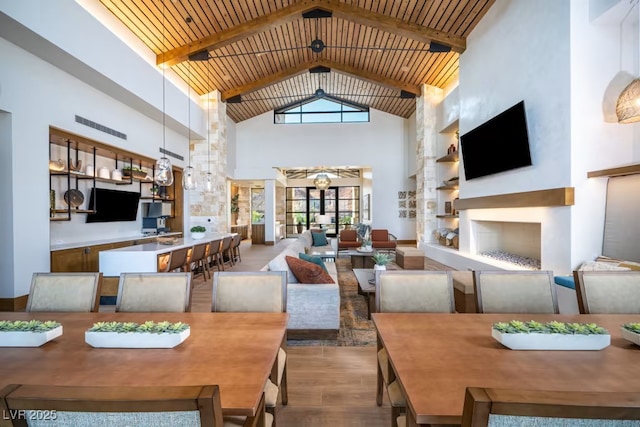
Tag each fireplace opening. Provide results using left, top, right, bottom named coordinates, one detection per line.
left=472, top=220, right=541, bottom=270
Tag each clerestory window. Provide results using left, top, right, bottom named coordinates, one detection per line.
left=274, top=97, right=369, bottom=124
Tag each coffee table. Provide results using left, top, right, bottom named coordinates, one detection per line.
left=353, top=268, right=376, bottom=319
left=342, top=249, right=376, bottom=268
left=309, top=250, right=336, bottom=262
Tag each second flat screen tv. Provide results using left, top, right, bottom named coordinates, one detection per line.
left=86, top=188, right=141, bottom=223
left=460, top=100, right=532, bottom=180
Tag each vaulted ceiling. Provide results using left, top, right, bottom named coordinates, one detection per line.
left=99, top=0, right=495, bottom=122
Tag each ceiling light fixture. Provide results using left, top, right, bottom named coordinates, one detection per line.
left=182, top=16, right=197, bottom=190
left=314, top=172, right=331, bottom=190
left=154, top=0, right=174, bottom=187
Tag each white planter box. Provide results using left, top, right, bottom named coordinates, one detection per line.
left=621, top=328, right=640, bottom=346
left=492, top=329, right=610, bottom=350
left=0, top=326, right=63, bottom=347
left=85, top=329, right=190, bottom=348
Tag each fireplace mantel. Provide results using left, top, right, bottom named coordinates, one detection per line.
left=454, top=187, right=574, bottom=210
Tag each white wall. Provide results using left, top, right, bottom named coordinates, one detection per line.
left=233, top=109, right=416, bottom=240
left=0, top=2, right=198, bottom=298
left=569, top=0, right=640, bottom=269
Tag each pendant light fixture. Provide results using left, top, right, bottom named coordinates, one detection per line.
left=154, top=0, right=174, bottom=187
left=182, top=16, right=197, bottom=190
left=203, top=59, right=214, bottom=193
left=616, top=1, right=640, bottom=124
left=314, top=170, right=331, bottom=190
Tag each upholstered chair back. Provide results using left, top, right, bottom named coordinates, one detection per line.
left=574, top=270, right=640, bottom=314
left=461, top=387, right=640, bottom=427
left=163, top=247, right=190, bottom=272
left=212, top=271, right=287, bottom=313
left=375, top=270, right=454, bottom=313
left=371, top=229, right=389, bottom=241
left=340, top=230, right=358, bottom=241
left=473, top=270, right=558, bottom=314
left=0, top=384, right=224, bottom=427
left=26, top=272, right=102, bottom=312
left=116, top=272, right=192, bottom=312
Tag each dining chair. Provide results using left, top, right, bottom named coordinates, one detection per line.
left=459, top=387, right=640, bottom=427
left=473, top=270, right=559, bottom=314
left=573, top=270, right=640, bottom=314
left=231, top=234, right=242, bottom=264
left=116, top=272, right=192, bottom=312
left=0, top=383, right=273, bottom=427
left=212, top=271, right=288, bottom=425
left=26, top=272, right=102, bottom=312
left=208, top=238, right=224, bottom=271
left=219, top=236, right=235, bottom=270
left=0, top=384, right=222, bottom=426
left=374, top=270, right=455, bottom=427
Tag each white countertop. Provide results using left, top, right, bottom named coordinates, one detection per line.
left=50, top=232, right=183, bottom=251
left=103, top=234, right=231, bottom=256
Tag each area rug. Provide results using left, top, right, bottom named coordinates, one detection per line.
left=288, top=257, right=400, bottom=347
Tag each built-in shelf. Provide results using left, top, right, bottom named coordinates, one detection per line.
left=436, top=184, right=459, bottom=191
left=52, top=209, right=96, bottom=214
left=140, top=196, right=174, bottom=202
left=587, top=163, right=640, bottom=178
left=454, top=187, right=575, bottom=210
left=436, top=152, right=459, bottom=163
left=436, top=214, right=459, bottom=219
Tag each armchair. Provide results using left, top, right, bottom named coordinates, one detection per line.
left=370, top=229, right=397, bottom=252
left=338, top=229, right=361, bottom=251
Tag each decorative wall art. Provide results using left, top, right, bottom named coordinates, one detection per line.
left=398, top=190, right=417, bottom=220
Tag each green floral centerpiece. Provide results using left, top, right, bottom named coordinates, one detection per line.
left=85, top=321, right=190, bottom=348
left=491, top=320, right=610, bottom=351
left=0, top=320, right=63, bottom=347
left=190, top=225, right=206, bottom=240
left=621, top=323, right=640, bottom=346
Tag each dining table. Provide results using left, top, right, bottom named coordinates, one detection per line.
left=0, top=312, right=288, bottom=417
left=373, top=313, right=640, bottom=426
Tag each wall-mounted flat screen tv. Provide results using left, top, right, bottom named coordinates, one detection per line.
left=86, top=188, right=141, bottom=223
left=460, top=100, right=532, bottom=180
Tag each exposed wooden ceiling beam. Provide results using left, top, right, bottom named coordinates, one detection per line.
left=157, top=0, right=318, bottom=67
left=317, top=59, right=421, bottom=96
left=159, top=0, right=466, bottom=67
left=319, top=0, right=466, bottom=54
left=221, top=60, right=319, bottom=101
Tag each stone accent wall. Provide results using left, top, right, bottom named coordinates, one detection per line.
left=416, top=84, right=443, bottom=244
left=189, top=90, right=228, bottom=233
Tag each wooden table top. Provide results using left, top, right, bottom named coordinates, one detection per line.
left=373, top=313, right=640, bottom=426
left=0, top=312, right=288, bottom=416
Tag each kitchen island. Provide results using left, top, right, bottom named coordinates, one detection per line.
left=99, top=233, right=232, bottom=276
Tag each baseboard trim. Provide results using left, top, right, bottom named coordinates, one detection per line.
left=287, top=329, right=339, bottom=340
left=0, top=295, right=28, bottom=312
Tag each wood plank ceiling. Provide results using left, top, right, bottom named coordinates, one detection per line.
left=99, top=0, right=495, bottom=122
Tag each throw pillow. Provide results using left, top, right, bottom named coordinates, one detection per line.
left=311, top=230, right=328, bottom=247
left=299, top=252, right=328, bottom=272
left=285, top=256, right=334, bottom=284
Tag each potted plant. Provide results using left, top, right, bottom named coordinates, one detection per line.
left=85, top=321, right=190, bottom=348
left=340, top=215, right=353, bottom=230
left=372, top=253, right=390, bottom=270
left=190, top=225, right=206, bottom=240
left=294, top=214, right=304, bottom=234
left=122, top=165, right=148, bottom=180
left=492, top=320, right=610, bottom=351
left=621, top=323, right=640, bottom=346
left=0, top=320, right=62, bottom=347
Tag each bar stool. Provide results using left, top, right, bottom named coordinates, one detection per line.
left=162, top=247, right=190, bottom=273
left=189, top=242, right=211, bottom=280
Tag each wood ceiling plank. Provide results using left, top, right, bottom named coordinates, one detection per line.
left=318, top=59, right=420, bottom=96
left=221, top=60, right=319, bottom=100
left=158, top=0, right=317, bottom=67
left=320, top=0, right=468, bottom=52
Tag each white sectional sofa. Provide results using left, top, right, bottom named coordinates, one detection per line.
left=261, top=230, right=340, bottom=340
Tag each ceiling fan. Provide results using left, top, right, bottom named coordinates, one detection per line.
left=224, top=66, right=416, bottom=105
left=191, top=8, right=452, bottom=61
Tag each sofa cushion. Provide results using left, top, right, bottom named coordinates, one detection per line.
left=299, top=252, right=328, bottom=272
left=267, top=249, right=300, bottom=284
left=311, top=230, right=329, bottom=246
left=285, top=256, right=334, bottom=284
